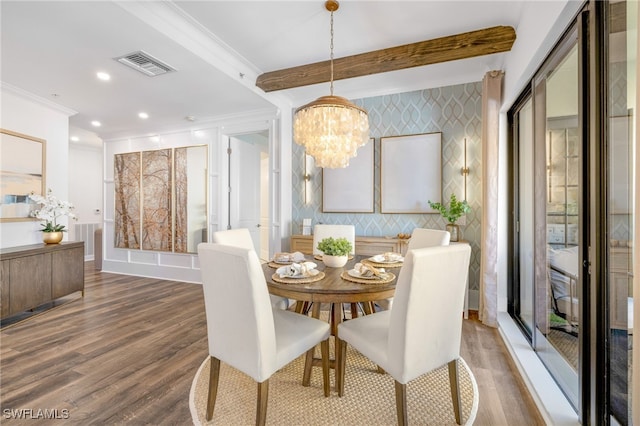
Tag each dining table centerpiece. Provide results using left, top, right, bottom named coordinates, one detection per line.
left=316, top=237, right=352, bottom=268
left=428, top=193, right=470, bottom=242
left=29, top=189, right=77, bottom=244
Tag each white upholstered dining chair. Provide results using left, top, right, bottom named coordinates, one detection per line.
left=377, top=228, right=450, bottom=310
left=337, top=244, right=472, bottom=425
left=406, top=227, right=450, bottom=251
left=212, top=228, right=289, bottom=310
left=197, top=243, right=331, bottom=424
left=312, top=224, right=356, bottom=256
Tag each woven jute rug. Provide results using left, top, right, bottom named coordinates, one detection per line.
left=189, top=342, right=478, bottom=425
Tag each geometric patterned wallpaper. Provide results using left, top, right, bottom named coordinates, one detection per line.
left=292, top=81, right=483, bottom=293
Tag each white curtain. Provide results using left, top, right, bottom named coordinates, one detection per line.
left=479, top=70, right=503, bottom=328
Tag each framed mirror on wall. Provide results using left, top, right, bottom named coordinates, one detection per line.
left=114, top=144, right=208, bottom=254
left=0, top=129, right=46, bottom=222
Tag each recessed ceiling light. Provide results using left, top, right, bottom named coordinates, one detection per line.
left=70, top=136, right=79, bottom=142
left=97, top=72, right=111, bottom=81
left=185, top=116, right=196, bottom=122
left=150, top=136, right=160, bottom=142
left=138, top=112, right=149, bottom=119
left=91, top=120, right=101, bottom=127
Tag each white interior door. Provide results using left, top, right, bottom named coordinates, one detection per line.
left=229, top=135, right=266, bottom=256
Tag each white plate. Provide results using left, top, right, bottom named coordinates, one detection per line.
left=370, top=254, right=404, bottom=263
left=347, top=269, right=378, bottom=280
left=273, top=259, right=293, bottom=264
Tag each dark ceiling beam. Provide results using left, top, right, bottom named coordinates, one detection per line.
left=256, top=25, right=516, bottom=92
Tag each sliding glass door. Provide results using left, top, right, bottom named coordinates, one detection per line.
left=511, top=27, right=583, bottom=409
left=510, top=17, right=583, bottom=414
left=513, top=96, right=535, bottom=337
left=533, top=28, right=582, bottom=410
left=606, top=1, right=635, bottom=424
left=510, top=1, right=638, bottom=423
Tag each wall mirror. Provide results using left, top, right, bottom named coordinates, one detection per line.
left=0, top=129, right=46, bottom=222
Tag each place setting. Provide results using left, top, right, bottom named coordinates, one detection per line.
left=267, top=251, right=307, bottom=268
left=361, top=251, right=404, bottom=268
left=271, top=260, right=326, bottom=284
left=341, top=262, right=395, bottom=285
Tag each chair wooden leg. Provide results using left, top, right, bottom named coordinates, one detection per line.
left=302, top=302, right=322, bottom=386
left=350, top=303, right=359, bottom=318
left=362, top=301, right=375, bottom=315
left=302, top=346, right=314, bottom=387
left=206, top=356, right=221, bottom=421
left=256, top=380, right=269, bottom=426
left=337, top=338, right=347, bottom=397
left=394, top=381, right=408, bottom=426
left=321, top=338, right=330, bottom=397
left=448, top=359, right=462, bottom=425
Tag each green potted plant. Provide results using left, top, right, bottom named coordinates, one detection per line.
left=428, top=193, right=470, bottom=242
left=316, top=237, right=353, bottom=267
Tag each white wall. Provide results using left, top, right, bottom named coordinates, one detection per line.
left=0, top=85, right=75, bottom=248
left=68, top=143, right=103, bottom=240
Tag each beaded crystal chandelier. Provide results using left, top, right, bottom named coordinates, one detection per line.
left=292, top=0, right=370, bottom=169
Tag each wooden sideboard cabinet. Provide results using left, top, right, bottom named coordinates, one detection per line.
left=290, top=234, right=409, bottom=256
left=0, top=241, right=84, bottom=320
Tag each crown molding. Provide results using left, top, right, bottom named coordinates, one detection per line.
left=1, top=82, right=78, bottom=116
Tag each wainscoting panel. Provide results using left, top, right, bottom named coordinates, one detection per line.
left=74, top=222, right=101, bottom=260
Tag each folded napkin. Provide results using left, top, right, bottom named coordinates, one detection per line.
left=354, top=262, right=386, bottom=278
left=371, top=252, right=404, bottom=263
left=276, top=261, right=318, bottom=278
left=273, top=251, right=306, bottom=263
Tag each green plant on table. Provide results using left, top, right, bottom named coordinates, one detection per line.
left=316, top=237, right=352, bottom=256
left=428, top=193, right=470, bottom=224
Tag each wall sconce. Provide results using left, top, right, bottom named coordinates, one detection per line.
left=460, top=138, right=470, bottom=200
left=304, top=153, right=314, bottom=204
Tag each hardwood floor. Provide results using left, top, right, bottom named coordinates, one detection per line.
left=0, top=262, right=544, bottom=425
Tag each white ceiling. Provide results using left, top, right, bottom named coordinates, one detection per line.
left=1, top=1, right=530, bottom=146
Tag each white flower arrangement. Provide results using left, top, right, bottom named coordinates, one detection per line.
left=29, top=189, right=77, bottom=232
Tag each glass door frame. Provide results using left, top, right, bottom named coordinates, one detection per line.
left=507, top=88, right=534, bottom=342
left=507, top=2, right=592, bottom=421
left=507, top=2, right=636, bottom=424
left=533, top=21, right=583, bottom=412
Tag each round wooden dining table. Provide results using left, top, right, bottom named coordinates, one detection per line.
left=262, top=255, right=399, bottom=393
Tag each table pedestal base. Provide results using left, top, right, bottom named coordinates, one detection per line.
left=299, top=301, right=376, bottom=393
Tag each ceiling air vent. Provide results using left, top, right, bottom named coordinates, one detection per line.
left=115, top=51, right=176, bottom=77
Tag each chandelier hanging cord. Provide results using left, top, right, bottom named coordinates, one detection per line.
left=328, top=1, right=335, bottom=96
left=292, top=0, right=370, bottom=169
